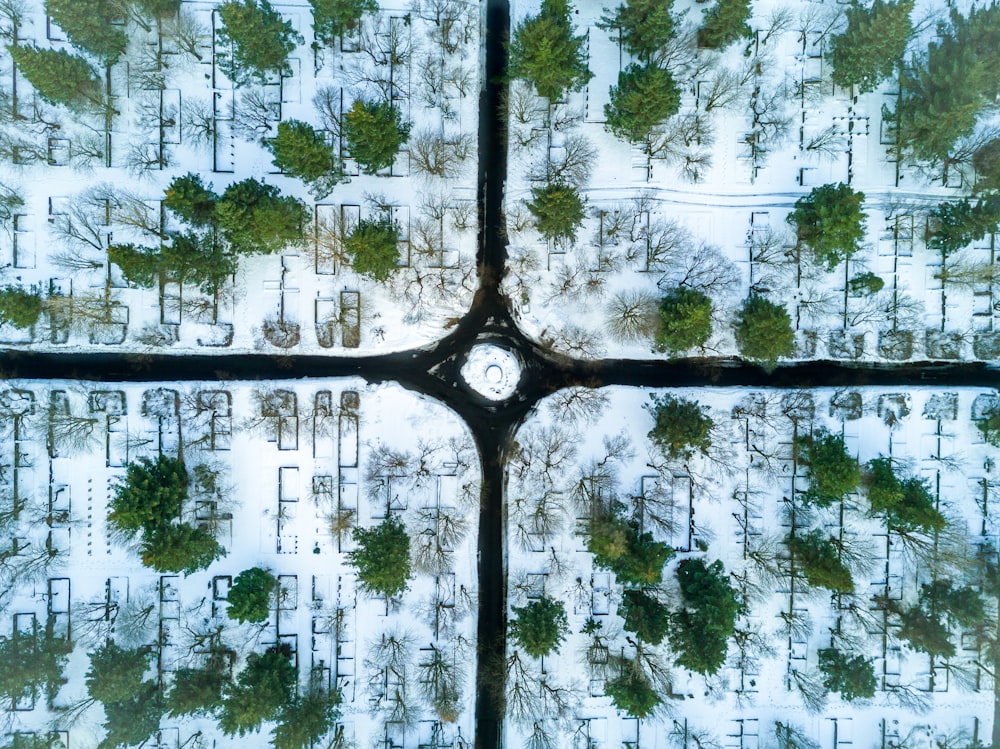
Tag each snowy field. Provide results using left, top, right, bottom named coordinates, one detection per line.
left=0, top=0, right=479, bottom=355
left=504, top=0, right=1000, bottom=363
left=506, top=386, right=997, bottom=749
left=0, top=379, right=480, bottom=748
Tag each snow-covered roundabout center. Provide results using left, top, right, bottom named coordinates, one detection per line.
left=460, top=343, right=522, bottom=401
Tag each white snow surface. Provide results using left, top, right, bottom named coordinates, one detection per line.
left=460, top=343, right=522, bottom=400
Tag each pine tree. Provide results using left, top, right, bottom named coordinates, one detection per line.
left=216, top=178, right=308, bottom=255
left=0, top=629, right=72, bottom=706
left=733, top=295, right=795, bottom=368
left=140, top=523, right=226, bottom=575
left=920, top=579, right=985, bottom=629
left=110, top=234, right=235, bottom=295
left=848, top=271, right=884, bottom=296
left=166, top=664, right=228, bottom=717
left=138, top=0, right=183, bottom=17
left=509, top=596, right=569, bottom=657
left=227, top=567, right=278, bottom=623
left=927, top=195, right=1000, bottom=255
left=99, top=682, right=163, bottom=749
left=588, top=510, right=674, bottom=585
left=817, top=648, right=876, bottom=700
left=597, top=0, right=674, bottom=61
left=527, top=182, right=586, bottom=243
left=897, top=605, right=954, bottom=657
left=828, top=0, right=914, bottom=93
left=342, top=99, right=410, bottom=174
left=107, top=455, right=188, bottom=536
left=163, top=173, right=218, bottom=227
left=620, top=589, right=671, bottom=645
left=697, top=0, right=752, bottom=49
left=507, top=0, right=593, bottom=100
left=217, top=0, right=303, bottom=85
left=648, top=394, right=713, bottom=460
left=605, top=663, right=660, bottom=717
left=86, top=642, right=153, bottom=704
left=219, top=645, right=296, bottom=736
left=668, top=559, right=740, bottom=675
left=0, top=286, right=42, bottom=329
left=973, top=137, right=1000, bottom=192
left=788, top=183, right=867, bottom=269
left=654, top=286, right=712, bottom=354
left=348, top=516, right=412, bottom=597
left=45, top=0, right=128, bottom=63
left=7, top=45, right=102, bottom=109
left=786, top=530, right=854, bottom=593
left=266, top=119, right=344, bottom=197
left=343, top=218, right=400, bottom=281
left=977, top=403, right=1000, bottom=446
left=272, top=682, right=342, bottom=749
left=863, top=458, right=947, bottom=532
left=795, top=429, right=860, bottom=507
left=604, top=63, right=680, bottom=143
left=310, top=0, right=378, bottom=46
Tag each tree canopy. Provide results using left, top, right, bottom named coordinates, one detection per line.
left=509, top=595, right=569, bottom=657
left=527, top=182, right=586, bottom=243
left=507, top=0, right=593, bottom=100
left=817, top=648, right=876, bottom=700
left=343, top=218, right=400, bottom=281
left=45, top=0, right=127, bottom=63
left=107, top=455, right=188, bottom=535
left=655, top=286, right=712, bottom=354
left=795, top=429, right=860, bottom=507
left=219, top=645, right=296, bottom=736
left=164, top=173, right=218, bottom=227
left=140, top=523, right=226, bottom=574
left=310, top=0, right=378, bottom=46
left=605, top=664, right=660, bottom=717
left=349, top=516, right=412, bottom=597
left=697, top=0, right=752, bottom=49
left=604, top=63, right=680, bottom=143
left=648, top=394, right=713, bottom=460
left=588, top=508, right=674, bottom=585
left=733, top=295, right=795, bottom=368
left=788, top=183, right=867, bottom=269
left=267, top=119, right=344, bottom=197
left=668, top=559, right=740, bottom=675
left=864, top=457, right=947, bottom=532
left=8, top=45, right=102, bottom=109
left=0, top=286, right=43, bottom=329
left=597, top=0, right=674, bottom=60
left=927, top=195, right=1000, bottom=255
left=217, top=0, right=303, bottom=85
left=227, top=566, right=278, bottom=623
left=85, top=642, right=153, bottom=705
left=0, top=629, right=72, bottom=706
left=828, top=0, right=914, bottom=93
left=110, top=233, right=235, bottom=295
left=216, top=178, right=309, bottom=255
left=272, top=682, right=343, bottom=749
left=620, top=589, right=671, bottom=645
left=786, top=530, right=854, bottom=593
left=342, top=99, right=410, bottom=174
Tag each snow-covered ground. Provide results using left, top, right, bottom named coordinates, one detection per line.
left=504, top=0, right=1000, bottom=363
left=506, top=386, right=996, bottom=748
left=1, top=379, right=480, bottom=747
left=0, top=0, right=479, bottom=355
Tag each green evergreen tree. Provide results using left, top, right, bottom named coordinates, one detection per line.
left=7, top=45, right=102, bottom=109
left=927, top=195, right=1000, bottom=255
left=0, top=286, right=42, bottom=329
left=227, top=567, right=278, bottom=623
left=817, top=648, right=876, bottom=700
left=605, top=663, right=660, bottom=717
left=86, top=642, right=153, bottom=704
left=310, top=0, right=378, bottom=46
left=920, top=579, right=985, bottom=629
left=795, top=429, right=860, bottom=507
left=647, top=394, right=713, bottom=460
left=527, top=182, right=586, bottom=243
left=140, top=523, right=226, bottom=575
left=166, top=663, right=228, bottom=717
left=973, top=137, right=1000, bottom=192
left=266, top=119, right=344, bottom=197
left=45, top=0, right=127, bottom=63
left=138, top=0, right=183, bottom=17
left=828, top=0, right=914, bottom=93
left=897, top=605, right=954, bottom=657
left=654, top=286, right=712, bottom=354
left=217, top=0, right=304, bottom=85
left=507, top=0, right=593, bottom=100
left=786, top=530, right=854, bottom=593
left=863, top=457, right=947, bottom=532
left=620, top=589, right=671, bottom=644
left=509, top=596, right=569, bottom=657
left=216, top=178, right=308, bottom=255
left=588, top=510, right=674, bottom=585
left=604, top=63, right=680, bottom=143
left=219, top=645, right=296, bottom=736
left=342, top=99, right=410, bottom=174
left=597, top=0, right=674, bottom=60
left=0, top=629, right=72, bottom=706
left=343, top=219, right=400, bottom=281
left=272, top=682, right=342, bottom=749
left=977, top=403, right=1000, bottom=446
left=697, top=0, right=752, bottom=49
left=163, top=173, right=218, bottom=227
left=668, top=559, right=740, bottom=675
left=895, top=5, right=1000, bottom=163
left=848, top=271, right=884, bottom=296
left=349, top=516, right=412, bottom=597
left=788, top=183, right=867, bottom=269
left=110, top=233, right=235, bottom=295
left=734, top=295, right=795, bottom=368
left=99, top=682, right=163, bottom=749
left=107, top=455, right=188, bottom=536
